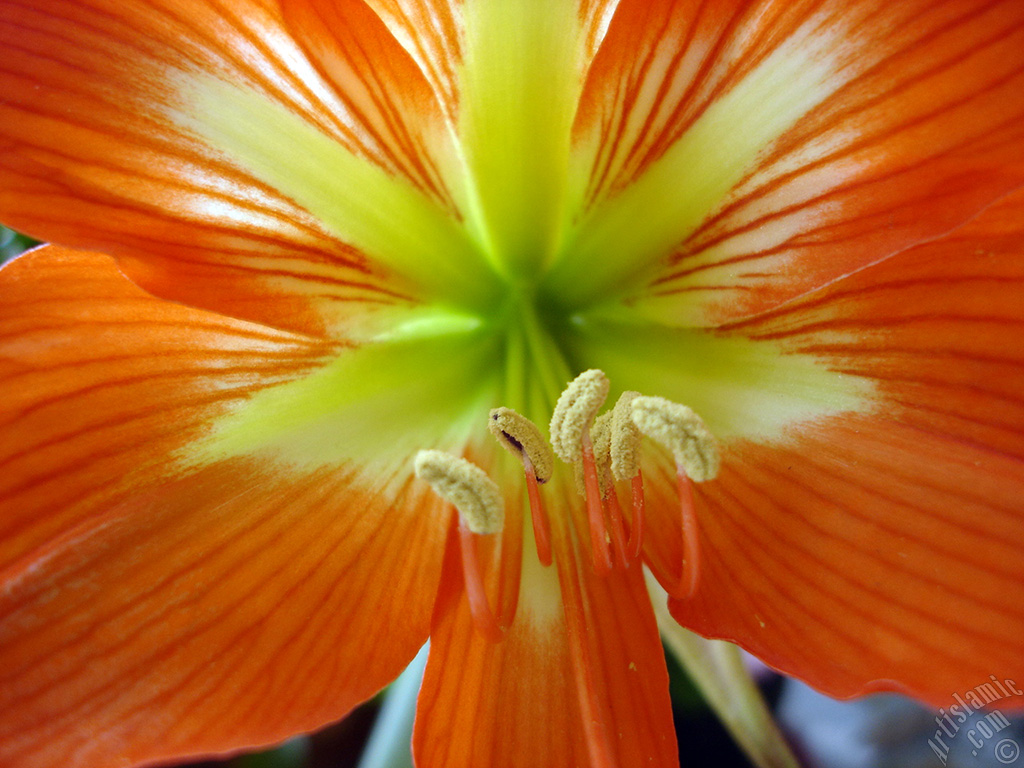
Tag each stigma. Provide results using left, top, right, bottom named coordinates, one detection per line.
left=415, top=369, right=720, bottom=641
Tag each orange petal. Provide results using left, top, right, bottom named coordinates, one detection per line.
left=0, top=0, right=453, bottom=335
left=670, top=189, right=1024, bottom=707
left=280, top=0, right=463, bottom=214
left=0, top=247, right=449, bottom=766
left=415, top=482, right=678, bottom=768
left=0, top=245, right=327, bottom=571
left=575, top=0, right=1024, bottom=322
left=362, top=0, right=620, bottom=127
left=359, top=0, right=464, bottom=126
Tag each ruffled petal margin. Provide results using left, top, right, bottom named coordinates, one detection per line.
left=0, top=247, right=449, bottom=767
left=671, top=189, right=1024, bottom=708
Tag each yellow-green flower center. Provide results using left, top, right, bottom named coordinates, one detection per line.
left=179, top=8, right=875, bottom=475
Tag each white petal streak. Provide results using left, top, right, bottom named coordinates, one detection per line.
left=555, top=9, right=852, bottom=305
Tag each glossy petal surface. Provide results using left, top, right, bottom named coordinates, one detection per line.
left=556, top=0, right=1024, bottom=320
left=0, top=247, right=448, bottom=767
left=671, top=190, right=1024, bottom=706
left=0, top=0, right=477, bottom=335
left=2, top=0, right=1024, bottom=766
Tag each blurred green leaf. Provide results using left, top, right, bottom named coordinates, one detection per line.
left=1, top=224, right=37, bottom=264
left=227, top=738, right=310, bottom=768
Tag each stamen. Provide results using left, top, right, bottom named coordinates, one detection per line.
left=603, top=482, right=631, bottom=569
left=629, top=396, right=720, bottom=481
left=549, top=369, right=609, bottom=462
left=676, top=467, right=701, bottom=600
left=609, top=390, right=642, bottom=482
left=458, top=522, right=504, bottom=642
left=415, top=450, right=505, bottom=640
left=522, top=452, right=552, bottom=567
left=628, top=471, right=645, bottom=560
left=582, top=411, right=614, bottom=497
left=488, top=407, right=553, bottom=566
left=488, top=407, right=553, bottom=482
left=414, top=450, right=504, bottom=534
left=575, top=392, right=645, bottom=565
left=590, top=412, right=629, bottom=568
left=552, top=370, right=612, bottom=575
left=581, top=431, right=613, bottom=575
left=630, top=397, right=718, bottom=599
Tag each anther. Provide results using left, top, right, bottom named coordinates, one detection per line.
left=630, top=397, right=719, bottom=600
left=550, top=369, right=610, bottom=462
left=414, top=450, right=504, bottom=534
left=488, top=407, right=554, bottom=567
left=489, top=407, right=553, bottom=483
left=551, top=370, right=612, bottom=574
left=583, top=412, right=614, bottom=497
left=630, top=396, right=720, bottom=481
left=609, top=391, right=642, bottom=482
left=576, top=392, right=647, bottom=563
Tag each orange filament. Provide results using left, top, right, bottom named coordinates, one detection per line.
left=633, top=467, right=700, bottom=600
left=628, top=471, right=645, bottom=560
left=498, top=494, right=524, bottom=632
left=580, top=432, right=613, bottom=575
left=675, top=467, right=701, bottom=599
left=522, top=454, right=552, bottom=567
left=604, top=487, right=630, bottom=569
left=458, top=522, right=504, bottom=643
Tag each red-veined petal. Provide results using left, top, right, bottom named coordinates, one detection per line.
left=670, top=189, right=1024, bottom=706
left=279, top=0, right=465, bottom=218
left=0, top=0, right=474, bottom=335
left=558, top=0, right=1024, bottom=318
left=355, top=0, right=623, bottom=275
left=360, top=0, right=464, bottom=125
left=447, top=0, right=623, bottom=274
left=415, top=480, right=678, bottom=768
left=361, top=0, right=620, bottom=127
left=0, top=245, right=327, bottom=567
left=0, top=246, right=450, bottom=767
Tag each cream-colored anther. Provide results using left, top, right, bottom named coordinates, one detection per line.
left=488, top=407, right=554, bottom=483
left=609, top=391, right=642, bottom=481
left=630, top=396, right=720, bottom=481
left=549, top=369, right=610, bottom=463
left=576, top=411, right=614, bottom=496
left=414, top=450, right=504, bottom=534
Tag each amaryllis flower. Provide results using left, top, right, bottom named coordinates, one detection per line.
left=2, top=1, right=1024, bottom=767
